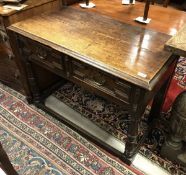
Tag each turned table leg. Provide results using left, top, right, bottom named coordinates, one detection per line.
left=122, top=88, right=148, bottom=164
left=122, top=57, right=177, bottom=164
left=148, top=56, right=178, bottom=124
left=148, top=78, right=171, bottom=124
left=124, top=117, right=140, bottom=162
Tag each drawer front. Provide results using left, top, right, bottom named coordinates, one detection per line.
left=71, top=60, right=132, bottom=104
left=19, top=37, right=65, bottom=75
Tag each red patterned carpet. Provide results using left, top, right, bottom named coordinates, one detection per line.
left=163, top=57, right=186, bottom=112
left=0, top=83, right=142, bottom=175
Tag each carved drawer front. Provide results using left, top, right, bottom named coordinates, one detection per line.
left=71, top=60, right=132, bottom=104
left=24, top=39, right=65, bottom=75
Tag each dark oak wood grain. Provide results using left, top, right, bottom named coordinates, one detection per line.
left=8, top=7, right=172, bottom=90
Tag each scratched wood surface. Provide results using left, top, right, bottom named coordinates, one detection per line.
left=8, top=7, right=172, bottom=90
left=73, top=0, right=186, bottom=36
left=165, top=24, right=186, bottom=57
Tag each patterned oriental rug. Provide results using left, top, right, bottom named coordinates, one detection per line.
left=52, top=57, right=186, bottom=175
left=0, top=84, right=142, bottom=175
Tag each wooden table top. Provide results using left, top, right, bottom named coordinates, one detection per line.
left=73, top=0, right=186, bottom=36
left=8, top=7, right=172, bottom=90
left=165, top=24, right=186, bottom=57
left=0, top=0, right=56, bottom=16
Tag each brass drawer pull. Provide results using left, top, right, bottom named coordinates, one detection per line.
left=92, top=80, right=105, bottom=86
left=36, top=47, right=47, bottom=60
left=38, top=54, right=47, bottom=60
left=92, top=76, right=106, bottom=86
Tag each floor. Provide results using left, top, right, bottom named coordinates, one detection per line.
left=45, top=95, right=171, bottom=175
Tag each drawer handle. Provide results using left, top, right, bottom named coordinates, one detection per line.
left=92, top=78, right=106, bottom=86
left=36, top=47, right=47, bottom=60
left=38, top=54, right=46, bottom=60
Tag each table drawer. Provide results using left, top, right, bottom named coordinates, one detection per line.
left=23, top=39, right=65, bottom=74
left=71, top=60, right=132, bottom=103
